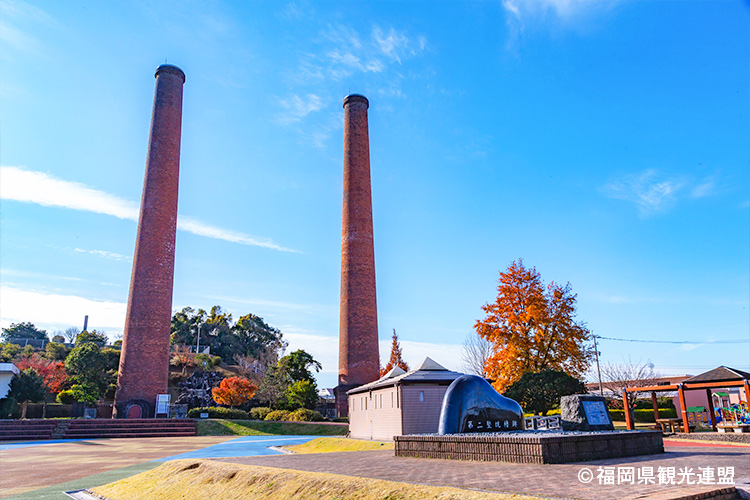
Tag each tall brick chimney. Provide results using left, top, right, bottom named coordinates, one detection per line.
left=114, top=64, right=185, bottom=418
left=335, top=94, right=380, bottom=417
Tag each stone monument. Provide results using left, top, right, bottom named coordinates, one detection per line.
left=560, top=394, right=615, bottom=431
left=438, top=375, right=524, bottom=434
left=335, top=94, right=380, bottom=417
left=114, top=64, right=185, bottom=419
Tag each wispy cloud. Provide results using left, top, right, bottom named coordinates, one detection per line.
left=501, top=0, right=619, bottom=48
left=602, top=169, right=683, bottom=215
left=372, top=26, right=426, bottom=64
left=74, top=248, right=130, bottom=261
left=503, top=0, right=616, bottom=20
left=0, top=166, right=298, bottom=252
left=0, top=285, right=126, bottom=338
left=0, top=0, right=58, bottom=57
left=275, top=93, right=324, bottom=125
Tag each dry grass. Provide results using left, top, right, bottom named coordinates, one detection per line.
left=284, top=437, right=394, bottom=454
left=91, top=459, right=545, bottom=500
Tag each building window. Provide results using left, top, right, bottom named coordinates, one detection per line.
left=380, top=394, right=383, bottom=408
left=391, top=392, right=394, bottom=408
left=419, top=391, right=424, bottom=402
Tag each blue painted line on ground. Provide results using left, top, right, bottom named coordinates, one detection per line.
left=155, top=435, right=319, bottom=461
left=0, top=439, right=89, bottom=451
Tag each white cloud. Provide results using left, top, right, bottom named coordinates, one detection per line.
left=0, top=166, right=297, bottom=252
left=275, top=93, right=324, bottom=124
left=0, top=285, right=126, bottom=338
left=502, top=0, right=616, bottom=21
left=372, top=26, right=426, bottom=64
left=602, top=169, right=684, bottom=216
left=602, top=169, right=721, bottom=216
left=74, top=248, right=131, bottom=261
left=1, top=166, right=140, bottom=219
left=690, top=180, right=716, bottom=199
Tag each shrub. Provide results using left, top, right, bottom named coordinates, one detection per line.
left=104, top=383, right=117, bottom=400
left=609, top=408, right=677, bottom=423
left=287, top=408, right=324, bottom=422
left=0, top=397, right=19, bottom=419
left=264, top=409, right=291, bottom=421
left=211, top=356, right=222, bottom=366
left=57, top=390, right=76, bottom=404
left=194, top=354, right=214, bottom=372
left=331, top=417, right=348, bottom=423
left=187, top=406, right=249, bottom=419
left=250, top=407, right=272, bottom=420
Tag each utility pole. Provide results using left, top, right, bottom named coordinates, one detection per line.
left=593, top=335, right=603, bottom=396
left=196, top=324, right=201, bottom=354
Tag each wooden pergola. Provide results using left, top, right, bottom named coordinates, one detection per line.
left=623, top=378, right=750, bottom=433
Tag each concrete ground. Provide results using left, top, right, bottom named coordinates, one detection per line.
left=218, top=440, right=750, bottom=500
left=1, top=437, right=748, bottom=500
left=0, top=435, right=317, bottom=499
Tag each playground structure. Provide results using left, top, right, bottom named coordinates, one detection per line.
left=712, top=393, right=750, bottom=432
left=622, top=366, right=750, bottom=434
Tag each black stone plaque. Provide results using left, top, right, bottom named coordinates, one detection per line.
left=560, top=394, right=614, bottom=431
left=438, top=375, right=524, bottom=434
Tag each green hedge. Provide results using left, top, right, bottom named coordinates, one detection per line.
left=264, top=409, right=291, bottom=421
left=187, top=407, right=249, bottom=419
left=609, top=408, right=677, bottom=423
left=249, top=407, right=272, bottom=420
left=287, top=408, right=324, bottom=422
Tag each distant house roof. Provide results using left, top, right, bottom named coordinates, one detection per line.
left=683, top=366, right=750, bottom=384
left=0, top=363, right=19, bottom=375
left=318, top=388, right=335, bottom=399
left=348, top=357, right=464, bottom=394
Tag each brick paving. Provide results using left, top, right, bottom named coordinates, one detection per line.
left=216, top=443, right=750, bottom=499
left=0, top=436, right=232, bottom=498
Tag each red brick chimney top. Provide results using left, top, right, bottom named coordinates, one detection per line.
left=343, top=94, right=368, bottom=108
left=155, top=64, right=186, bottom=82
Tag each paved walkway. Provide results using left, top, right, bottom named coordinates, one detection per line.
left=2, top=437, right=749, bottom=500
left=218, top=443, right=750, bottom=500
left=0, top=435, right=317, bottom=499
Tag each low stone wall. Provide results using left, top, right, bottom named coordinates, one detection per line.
left=394, top=430, right=664, bottom=464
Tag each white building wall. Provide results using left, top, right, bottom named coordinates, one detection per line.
left=0, top=363, right=19, bottom=399
left=348, top=387, right=403, bottom=441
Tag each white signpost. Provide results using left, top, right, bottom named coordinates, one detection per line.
left=156, top=394, right=170, bottom=417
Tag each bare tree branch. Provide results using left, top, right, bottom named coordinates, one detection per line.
left=600, top=357, right=662, bottom=408
left=461, top=331, right=492, bottom=377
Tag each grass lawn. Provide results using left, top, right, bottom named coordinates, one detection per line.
left=194, top=419, right=348, bottom=437
left=284, top=437, right=394, bottom=454
left=91, top=459, right=546, bottom=500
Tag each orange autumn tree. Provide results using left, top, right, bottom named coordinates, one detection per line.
left=211, top=376, right=257, bottom=408
left=15, top=354, right=68, bottom=395
left=380, top=329, right=409, bottom=376
left=475, top=259, right=593, bottom=393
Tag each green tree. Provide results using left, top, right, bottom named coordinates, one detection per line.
left=170, top=306, right=287, bottom=364
left=278, top=350, right=321, bottom=384
left=0, top=343, right=21, bottom=362
left=70, top=383, right=101, bottom=404
left=75, top=330, right=108, bottom=345
left=51, top=334, right=66, bottom=343
left=232, top=313, right=287, bottom=359
left=45, top=342, right=69, bottom=361
left=284, top=380, right=318, bottom=410
left=65, top=343, right=107, bottom=397
left=503, top=369, right=587, bottom=416
left=9, top=368, right=47, bottom=418
left=1, top=322, right=48, bottom=342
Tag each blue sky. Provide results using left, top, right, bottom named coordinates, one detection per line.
left=1, top=0, right=748, bottom=389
